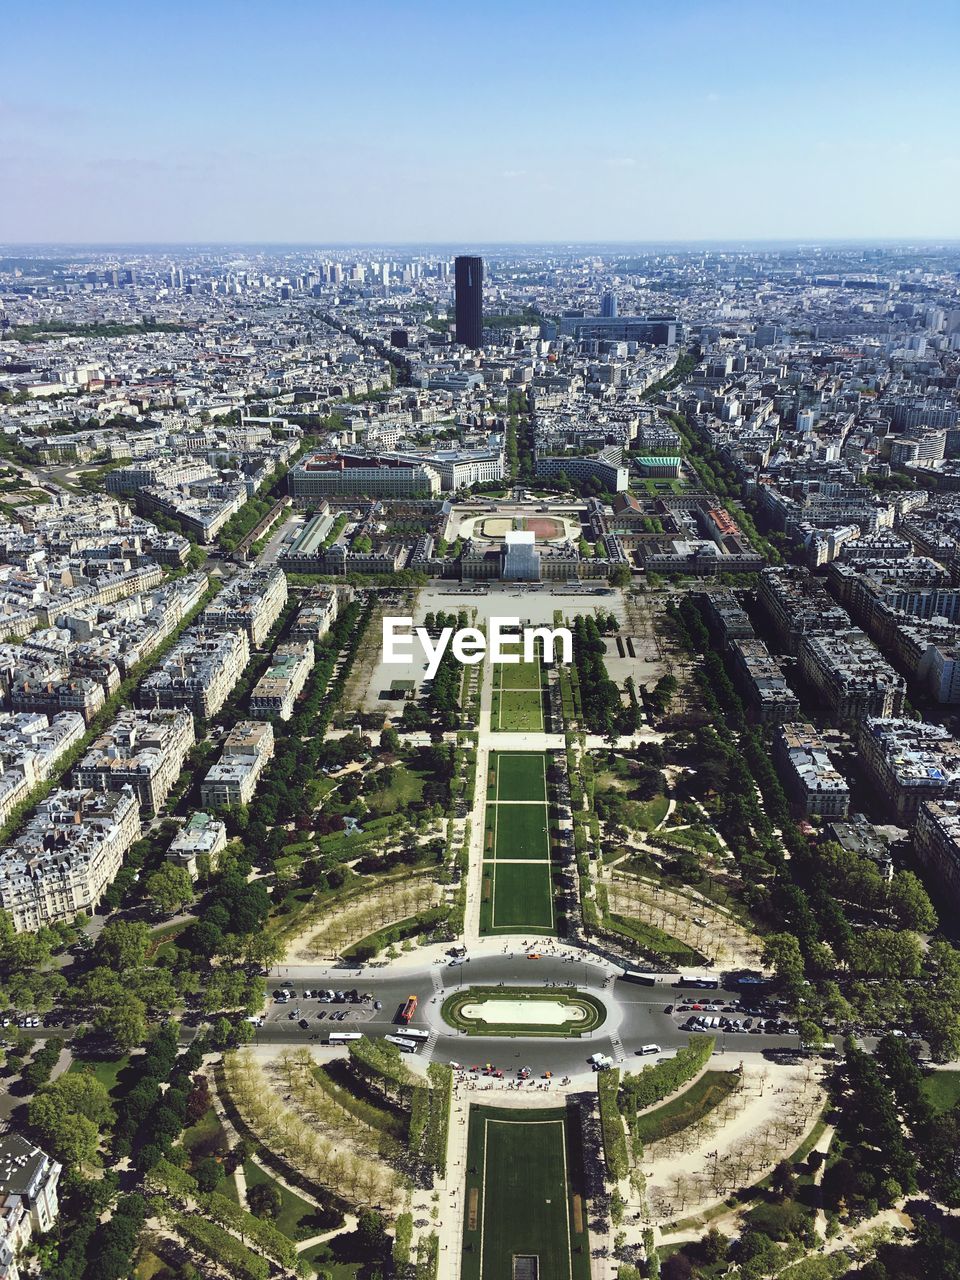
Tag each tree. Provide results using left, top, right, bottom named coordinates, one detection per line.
left=28, top=1092, right=100, bottom=1167
left=194, top=1157, right=225, bottom=1192
left=608, top=563, right=632, bottom=588
left=887, top=870, right=937, bottom=932
left=146, top=864, right=194, bottom=916
left=94, top=993, right=148, bottom=1051
left=93, top=920, right=150, bottom=971
left=247, top=1181, right=282, bottom=1219
left=771, top=1160, right=798, bottom=1199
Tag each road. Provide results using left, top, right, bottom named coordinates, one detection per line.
left=256, top=953, right=813, bottom=1076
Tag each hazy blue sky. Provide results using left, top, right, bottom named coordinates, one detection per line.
left=3, top=0, right=958, bottom=244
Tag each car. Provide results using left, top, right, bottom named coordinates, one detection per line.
left=288, top=1011, right=298, bottom=1020
left=527, top=953, right=541, bottom=960
left=663, top=1004, right=674, bottom=1014
left=244, top=1015, right=264, bottom=1026
left=448, top=959, right=464, bottom=967
left=317, top=1011, right=326, bottom=1020
left=299, top=1019, right=309, bottom=1029
left=374, top=1000, right=382, bottom=1010
left=636, top=1044, right=661, bottom=1056
left=449, top=1061, right=463, bottom=1070
left=744, top=1018, right=754, bottom=1028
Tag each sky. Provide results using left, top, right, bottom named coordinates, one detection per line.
left=3, top=0, right=959, bottom=245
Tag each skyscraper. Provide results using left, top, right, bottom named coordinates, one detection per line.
left=455, top=255, right=483, bottom=349
left=600, top=290, right=618, bottom=318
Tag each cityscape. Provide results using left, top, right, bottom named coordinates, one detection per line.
left=4, top=4, right=960, bottom=1280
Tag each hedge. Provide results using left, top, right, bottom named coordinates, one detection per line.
left=393, top=1211, right=413, bottom=1266
left=204, top=1190, right=300, bottom=1271
left=175, top=1213, right=270, bottom=1280
left=425, top=1062, right=452, bottom=1174
left=620, top=1035, right=715, bottom=1122
left=598, top=1067, right=630, bottom=1180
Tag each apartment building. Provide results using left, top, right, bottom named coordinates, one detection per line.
left=0, top=787, right=140, bottom=931
left=166, top=811, right=227, bottom=880
left=201, top=566, right=288, bottom=648
left=200, top=720, right=274, bottom=808
left=728, top=638, right=800, bottom=724
left=74, top=707, right=195, bottom=818
left=756, top=567, right=851, bottom=654
left=138, top=628, right=250, bottom=720
left=856, top=717, right=960, bottom=824
left=914, top=799, right=960, bottom=913
left=249, top=642, right=314, bottom=721
left=798, top=630, right=906, bottom=723
left=10, top=674, right=106, bottom=725
left=0, top=1134, right=61, bottom=1280
left=105, top=457, right=214, bottom=495
left=289, top=589, right=339, bottom=644
left=700, top=590, right=754, bottom=645
left=773, top=723, right=850, bottom=818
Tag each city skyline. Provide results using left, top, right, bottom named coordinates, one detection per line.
left=4, top=0, right=959, bottom=244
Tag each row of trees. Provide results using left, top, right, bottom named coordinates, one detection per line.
left=571, top=614, right=639, bottom=735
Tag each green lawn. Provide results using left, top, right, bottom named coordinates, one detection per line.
left=495, top=688, right=544, bottom=732
left=493, top=802, right=551, bottom=860
left=240, top=1160, right=324, bottom=1240
left=461, top=1106, right=590, bottom=1280
left=488, top=751, right=547, bottom=803
left=181, top=1106, right=230, bottom=1164
left=920, top=1069, right=960, bottom=1114
left=632, top=1070, right=741, bottom=1145
left=68, top=1055, right=130, bottom=1095
left=496, top=659, right=542, bottom=691
left=486, top=860, right=555, bottom=932
left=607, top=913, right=705, bottom=965
left=363, top=764, right=425, bottom=816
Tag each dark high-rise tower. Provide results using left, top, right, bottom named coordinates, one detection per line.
left=454, top=255, right=483, bottom=349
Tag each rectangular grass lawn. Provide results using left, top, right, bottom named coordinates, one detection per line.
left=491, top=752, right=547, bottom=803
left=490, top=860, right=554, bottom=931
left=496, top=688, right=544, bottom=732
left=493, top=803, right=550, bottom=861
left=461, top=1106, right=590, bottom=1280
left=496, top=659, right=542, bottom=691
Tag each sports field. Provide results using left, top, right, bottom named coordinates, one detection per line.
left=492, top=656, right=545, bottom=732
left=481, top=752, right=556, bottom=934
left=461, top=1105, right=591, bottom=1280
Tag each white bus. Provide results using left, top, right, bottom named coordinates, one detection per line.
left=398, top=1027, right=430, bottom=1041
left=385, top=1035, right=419, bottom=1053
left=328, top=1032, right=363, bottom=1044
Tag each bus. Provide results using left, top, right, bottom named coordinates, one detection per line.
left=676, top=975, right=720, bottom=990
left=399, top=1027, right=429, bottom=1041
left=328, top=1032, right=363, bottom=1044
left=384, top=1035, right=419, bottom=1053
left=399, top=995, right=418, bottom=1024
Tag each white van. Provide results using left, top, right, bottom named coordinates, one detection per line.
left=636, top=1044, right=661, bottom=1056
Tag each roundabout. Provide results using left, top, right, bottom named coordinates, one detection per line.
left=441, top=985, right=606, bottom=1036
